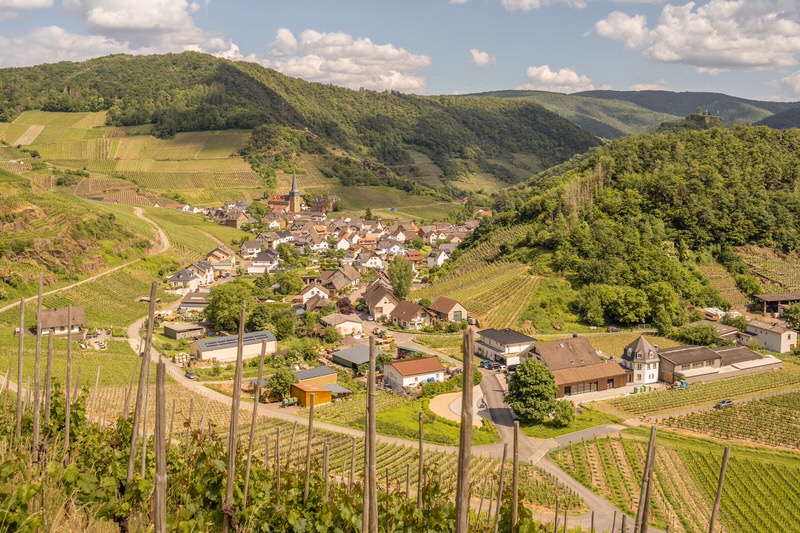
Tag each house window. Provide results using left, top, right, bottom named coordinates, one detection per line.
left=606, top=379, right=614, bottom=389
left=636, top=374, right=641, bottom=381
left=637, top=363, right=642, bottom=370
left=453, top=311, right=462, bottom=322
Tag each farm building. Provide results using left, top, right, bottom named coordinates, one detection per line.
left=320, top=313, right=363, bottom=336
left=38, top=307, right=87, bottom=336
left=524, top=337, right=628, bottom=398
left=163, top=322, right=206, bottom=340
left=189, top=330, right=277, bottom=363
left=331, top=345, right=384, bottom=370
left=294, top=366, right=338, bottom=386
left=475, top=328, right=535, bottom=368
left=754, top=293, right=800, bottom=315
left=657, top=345, right=722, bottom=383
left=383, top=357, right=446, bottom=391
left=290, top=383, right=332, bottom=407
left=427, top=296, right=468, bottom=323
left=745, top=320, right=797, bottom=353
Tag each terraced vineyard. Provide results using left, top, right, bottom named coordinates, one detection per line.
left=450, top=224, right=536, bottom=275
left=413, top=262, right=539, bottom=329
left=608, top=364, right=800, bottom=416
left=552, top=433, right=800, bottom=533
left=664, top=392, right=800, bottom=449
left=695, top=261, right=750, bottom=307
left=737, top=245, right=800, bottom=292
left=142, top=207, right=248, bottom=261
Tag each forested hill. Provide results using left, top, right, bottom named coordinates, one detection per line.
left=468, top=89, right=799, bottom=138
left=0, top=52, right=599, bottom=191
left=464, top=125, right=800, bottom=331
left=755, top=107, right=800, bottom=129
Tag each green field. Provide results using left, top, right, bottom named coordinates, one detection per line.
left=142, top=207, right=248, bottom=261
left=551, top=429, right=800, bottom=533
left=521, top=407, right=622, bottom=439
left=695, top=260, right=750, bottom=307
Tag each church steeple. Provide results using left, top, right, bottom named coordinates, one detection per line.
left=288, top=172, right=302, bottom=213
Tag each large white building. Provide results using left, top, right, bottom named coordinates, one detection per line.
left=190, top=330, right=277, bottom=363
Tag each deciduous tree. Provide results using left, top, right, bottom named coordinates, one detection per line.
left=506, top=359, right=557, bottom=424
left=389, top=256, right=413, bottom=299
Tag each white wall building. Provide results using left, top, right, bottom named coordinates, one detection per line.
left=383, top=357, right=446, bottom=390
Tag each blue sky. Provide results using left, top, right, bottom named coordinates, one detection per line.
left=0, top=0, right=798, bottom=101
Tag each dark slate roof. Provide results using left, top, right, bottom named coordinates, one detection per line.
left=713, top=346, right=761, bottom=366
left=754, top=293, right=800, bottom=303
left=332, top=345, right=383, bottom=366
left=39, top=307, right=87, bottom=329
left=622, top=336, right=658, bottom=362
left=658, top=345, right=721, bottom=366
left=294, top=366, right=338, bottom=381
left=253, top=250, right=279, bottom=262
left=478, top=328, right=534, bottom=346
left=168, top=268, right=199, bottom=282
left=323, top=384, right=351, bottom=394
left=194, top=330, right=276, bottom=353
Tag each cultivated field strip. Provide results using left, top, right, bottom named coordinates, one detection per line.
left=695, top=262, right=750, bottom=307
left=664, top=391, right=800, bottom=449
left=737, top=245, right=800, bottom=291
left=84, top=384, right=585, bottom=512
left=609, top=364, right=800, bottom=416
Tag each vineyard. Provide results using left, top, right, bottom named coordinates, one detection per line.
left=737, top=245, right=800, bottom=292
left=450, top=224, right=536, bottom=276
left=142, top=207, right=248, bottom=261
left=695, top=261, right=750, bottom=307
left=412, top=262, right=540, bottom=329
left=664, top=391, right=800, bottom=449
left=607, top=364, right=800, bottom=416
left=551, top=432, right=800, bottom=533
left=82, top=382, right=585, bottom=515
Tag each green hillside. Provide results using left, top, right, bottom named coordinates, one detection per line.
left=0, top=52, right=599, bottom=201
left=755, top=107, right=800, bottom=129
left=469, top=89, right=799, bottom=138
left=440, top=125, right=800, bottom=333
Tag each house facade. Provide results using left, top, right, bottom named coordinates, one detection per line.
left=746, top=320, right=797, bottom=353
left=621, top=336, right=660, bottom=385
left=383, top=357, right=446, bottom=390
left=190, top=330, right=277, bottom=363
left=321, top=313, right=364, bottom=336
left=428, top=296, right=468, bottom=323
left=390, top=301, right=433, bottom=330
left=475, top=328, right=535, bottom=367
left=38, top=307, right=87, bottom=336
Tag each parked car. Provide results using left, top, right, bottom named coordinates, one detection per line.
left=606, top=327, right=621, bottom=333
left=184, top=370, right=197, bottom=380
left=714, top=399, right=733, bottom=409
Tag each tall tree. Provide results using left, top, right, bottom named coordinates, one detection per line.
left=267, top=368, right=298, bottom=400
left=205, top=282, right=253, bottom=331
left=506, top=359, right=557, bottom=424
left=389, top=256, right=413, bottom=299
left=783, top=304, right=800, bottom=330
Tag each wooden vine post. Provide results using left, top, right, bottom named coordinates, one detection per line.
left=707, top=447, right=730, bottom=533
left=64, top=306, right=73, bottom=452
left=153, top=360, right=167, bottom=533
left=417, top=410, right=424, bottom=508
left=455, top=328, right=474, bottom=533
left=243, top=341, right=267, bottom=507
left=43, top=327, right=53, bottom=425
left=492, top=443, right=508, bottom=533
left=303, top=393, right=316, bottom=504
left=362, top=336, right=378, bottom=533
left=126, top=282, right=158, bottom=485
left=511, top=420, right=520, bottom=532
left=223, top=304, right=246, bottom=533
left=634, top=426, right=657, bottom=533
left=32, top=275, right=43, bottom=457
left=14, top=298, right=24, bottom=441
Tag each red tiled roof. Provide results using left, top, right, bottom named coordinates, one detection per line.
left=386, top=357, right=445, bottom=377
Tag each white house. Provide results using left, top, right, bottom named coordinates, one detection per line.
left=187, top=260, right=215, bottom=286
left=167, top=269, right=201, bottom=293
left=297, top=281, right=331, bottom=305
left=621, top=335, right=660, bottom=385
left=475, top=328, right=535, bottom=367
left=240, top=240, right=263, bottom=259
left=427, top=249, right=449, bottom=268
left=246, top=250, right=280, bottom=275
left=38, top=307, right=87, bottom=336
left=320, top=313, right=363, bottom=336
left=746, top=320, right=798, bottom=353
left=389, top=300, right=433, bottom=330
left=383, top=357, right=446, bottom=390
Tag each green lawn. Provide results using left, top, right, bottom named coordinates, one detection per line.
left=521, top=407, right=622, bottom=439
left=376, top=398, right=500, bottom=446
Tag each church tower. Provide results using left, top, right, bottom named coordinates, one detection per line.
left=288, top=172, right=302, bottom=213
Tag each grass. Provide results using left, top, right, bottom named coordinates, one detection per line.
left=521, top=407, right=622, bottom=439
left=375, top=398, right=500, bottom=446
left=142, top=208, right=248, bottom=261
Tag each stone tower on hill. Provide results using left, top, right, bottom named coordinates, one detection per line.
left=288, top=172, right=302, bottom=213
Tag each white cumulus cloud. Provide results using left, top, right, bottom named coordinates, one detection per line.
left=470, top=48, right=495, bottom=67
left=499, top=0, right=587, bottom=10
left=0, top=0, right=52, bottom=7
left=253, top=28, right=432, bottom=93
left=62, top=0, right=238, bottom=56
left=517, top=64, right=596, bottom=92
left=630, top=81, right=669, bottom=90
left=775, top=71, right=800, bottom=95
left=596, top=0, right=800, bottom=73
